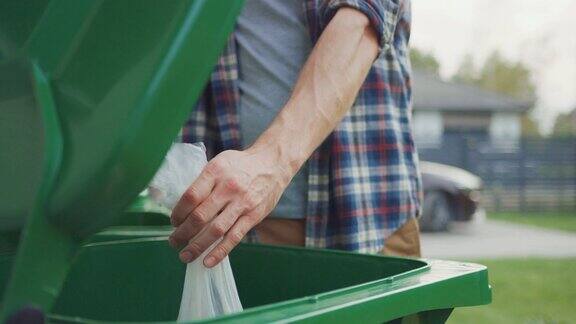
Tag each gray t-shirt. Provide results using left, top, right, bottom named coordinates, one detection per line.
left=236, top=0, right=312, bottom=219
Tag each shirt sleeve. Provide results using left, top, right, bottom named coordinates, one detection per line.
left=320, top=0, right=402, bottom=50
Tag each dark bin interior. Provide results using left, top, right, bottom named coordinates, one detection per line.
left=0, top=239, right=426, bottom=322
left=110, top=212, right=171, bottom=227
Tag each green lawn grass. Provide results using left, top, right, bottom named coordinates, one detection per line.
left=448, top=258, right=576, bottom=324
left=489, top=212, right=576, bottom=233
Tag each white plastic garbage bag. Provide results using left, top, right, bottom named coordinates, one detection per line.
left=177, top=244, right=243, bottom=320
left=149, top=143, right=243, bottom=321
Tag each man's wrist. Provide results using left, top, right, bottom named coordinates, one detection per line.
left=248, top=125, right=308, bottom=178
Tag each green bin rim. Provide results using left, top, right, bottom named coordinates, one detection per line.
left=43, top=238, right=491, bottom=323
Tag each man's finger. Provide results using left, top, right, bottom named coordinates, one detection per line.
left=171, top=168, right=216, bottom=226
left=169, top=216, right=197, bottom=248
left=169, top=184, right=230, bottom=248
left=178, top=202, right=244, bottom=263
left=203, top=213, right=256, bottom=268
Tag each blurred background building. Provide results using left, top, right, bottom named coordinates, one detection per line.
left=410, top=49, right=575, bottom=213
left=413, top=69, right=532, bottom=148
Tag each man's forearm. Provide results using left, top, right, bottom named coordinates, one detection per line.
left=250, top=7, right=379, bottom=174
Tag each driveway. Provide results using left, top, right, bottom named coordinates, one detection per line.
left=420, top=219, right=576, bottom=259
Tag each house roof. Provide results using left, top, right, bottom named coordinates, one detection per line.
left=412, top=69, right=532, bottom=113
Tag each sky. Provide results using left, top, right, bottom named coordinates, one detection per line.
left=411, top=0, right=576, bottom=133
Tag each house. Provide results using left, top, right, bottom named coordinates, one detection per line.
left=412, top=70, right=532, bottom=148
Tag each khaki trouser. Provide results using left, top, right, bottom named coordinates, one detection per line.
left=254, top=217, right=421, bottom=257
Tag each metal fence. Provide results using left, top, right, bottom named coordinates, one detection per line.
left=418, top=135, right=576, bottom=212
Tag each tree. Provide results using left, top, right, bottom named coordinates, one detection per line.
left=452, top=54, right=477, bottom=84
left=551, top=108, right=576, bottom=137
left=452, top=51, right=536, bottom=102
left=521, top=115, right=542, bottom=138
left=410, top=48, right=440, bottom=76
left=477, top=52, right=536, bottom=101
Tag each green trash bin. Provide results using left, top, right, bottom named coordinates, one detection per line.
left=0, top=239, right=491, bottom=323
left=91, top=196, right=173, bottom=243
left=0, top=0, right=491, bottom=322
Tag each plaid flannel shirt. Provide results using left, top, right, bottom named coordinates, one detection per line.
left=180, top=0, right=421, bottom=253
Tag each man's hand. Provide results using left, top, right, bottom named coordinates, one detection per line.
left=169, top=148, right=292, bottom=267
left=170, top=7, right=378, bottom=267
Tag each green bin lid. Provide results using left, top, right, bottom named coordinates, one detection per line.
left=0, top=0, right=241, bottom=238
left=0, top=0, right=243, bottom=318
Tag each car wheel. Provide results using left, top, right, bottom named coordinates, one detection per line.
left=419, top=191, right=452, bottom=232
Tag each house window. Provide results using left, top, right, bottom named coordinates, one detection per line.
left=489, top=112, right=521, bottom=149
left=413, top=111, right=443, bottom=148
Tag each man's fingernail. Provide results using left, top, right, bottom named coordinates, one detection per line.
left=180, top=251, right=193, bottom=263
left=204, top=256, right=216, bottom=268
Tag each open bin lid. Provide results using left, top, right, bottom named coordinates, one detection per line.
left=0, top=0, right=242, bottom=238
left=0, top=0, right=243, bottom=319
